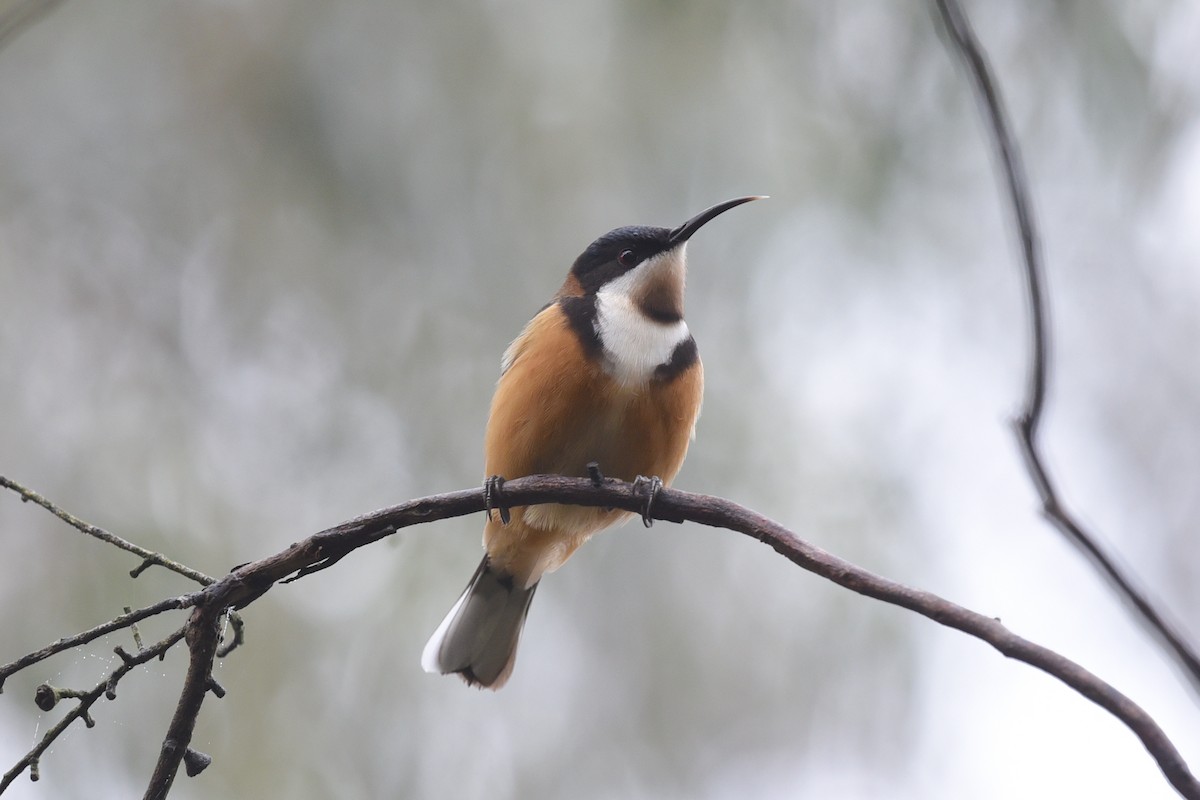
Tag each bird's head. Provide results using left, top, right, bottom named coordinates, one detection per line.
left=559, top=196, right=765, bottom=322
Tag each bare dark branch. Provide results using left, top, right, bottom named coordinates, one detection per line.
left=0, top=596, right=192, bottom=692
left=931, top=0, right=1200, bottom=696
left=0, top=625, right=186, bottom=793
left=0, top=476, right=245, bottom=794
left=142, top=608, right=223, bottom=800
left=0, top=475, right=247, bottom=662
left=130, top=476, right=1199, bottom=800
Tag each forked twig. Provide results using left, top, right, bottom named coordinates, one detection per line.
left=0, top=476, right=214, bottom=586
left=0, top=596, right=193, bottom=693
left=0, top=626, right=187, bottom=793
left=0, top=477, right=242, bottom=792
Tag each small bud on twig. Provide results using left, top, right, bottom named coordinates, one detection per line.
left=33, top=684, right=59, bottom=712
left=33, top=683, right=87, bottom=712
left=183, top=748, right=212, bottom=777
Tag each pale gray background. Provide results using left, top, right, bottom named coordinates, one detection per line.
left=1, top=2, right=1198, bottom=798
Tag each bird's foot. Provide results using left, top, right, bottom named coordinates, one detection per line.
left=484, top=475, right=511, bottom=525
left=632, top=475, right=663, bottom=528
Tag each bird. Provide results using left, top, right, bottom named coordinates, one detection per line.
left=422, top=195, right=765, bottom=689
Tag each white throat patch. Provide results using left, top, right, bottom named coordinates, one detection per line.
left=594, top=249, right=691, bottom=387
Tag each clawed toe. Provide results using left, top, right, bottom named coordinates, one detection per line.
left=632, top=475, right=663, bottom=528
left=484, top=475, right=511, bottom=525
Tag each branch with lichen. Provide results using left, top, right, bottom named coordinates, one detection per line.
left=0, top=476, right=246, bottom=665
left=0, top=476, right=214, bottom=586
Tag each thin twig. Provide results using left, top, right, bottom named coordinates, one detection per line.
left=0, top=625, right=186, bottom=793
left=215, top=611, right=244, bottom=659
left=931, top=0, right=1200, bottom=695
left=0, top=475, right=246, bottom=688
left=0, top=476, right=215, bottom=586
left=0, top=596, right=193, bottom=692
left=136, top=476, right=1198, bottom=800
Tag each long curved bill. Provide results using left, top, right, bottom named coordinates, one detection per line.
left=668, top=195, right=767, bottom=245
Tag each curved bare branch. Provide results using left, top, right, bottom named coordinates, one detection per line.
left=134, top=476, right=1199, bottom=800
left=931, top=0, right=1200, bottom=696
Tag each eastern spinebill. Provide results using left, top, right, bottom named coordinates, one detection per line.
left=423, top=196, right=765, bottom=688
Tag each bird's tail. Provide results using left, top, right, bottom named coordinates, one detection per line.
left=421, top=556, right=538, bottom=690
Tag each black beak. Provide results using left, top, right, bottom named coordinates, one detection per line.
left=668, top=195, right=766, bottom=245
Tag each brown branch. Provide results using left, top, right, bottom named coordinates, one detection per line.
left=0, top=625, right=186, bottom=793
left=134, top=476, right=1199, bottom=800
left=931, top=0, right=1200, bottom=695
left=2, top=477, right=1192, bottom=796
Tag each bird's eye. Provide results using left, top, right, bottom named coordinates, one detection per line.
left=618, top=249, right=637, bottom=267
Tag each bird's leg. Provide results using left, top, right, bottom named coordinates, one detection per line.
left=586, top=462, right=605, bottom=487
left=484, top=475, right=511, bottom=525
left=632, top=475, right=663, bottom=528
